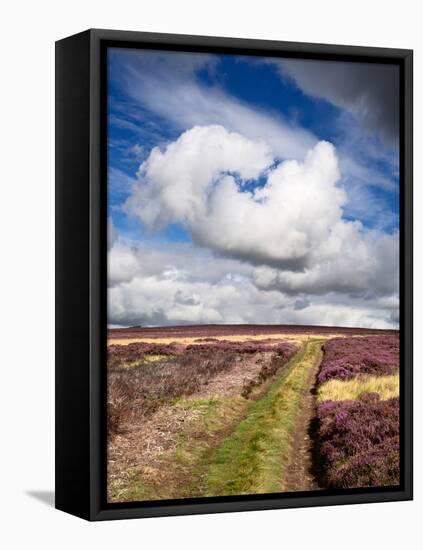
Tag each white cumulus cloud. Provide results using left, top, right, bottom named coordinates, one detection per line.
left=126, top=126, right=346, bottom=269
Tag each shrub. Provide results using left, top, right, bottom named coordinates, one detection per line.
left=317, top=335, right=399, bottom=384
left=107, top=349, right=237, bottom=435
left=108, top=342, right=181, bottom=371
left=316, top=395, right=400, bottom=488
left=107, top=339, right=298, bottom=434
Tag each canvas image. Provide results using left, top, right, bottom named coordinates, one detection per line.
left=106, top=47, right=400, bottom=503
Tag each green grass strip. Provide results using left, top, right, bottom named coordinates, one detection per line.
left=204, top=339, right=323, bottom=497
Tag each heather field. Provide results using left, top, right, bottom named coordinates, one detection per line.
left=107, top=326, right=400, bottom=502
left=315, top=334, right=400, bottom=488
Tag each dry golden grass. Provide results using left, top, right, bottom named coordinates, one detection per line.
left=317, top=374, right=399, bottom=403
left=108, top=333, right=341, bottom=347
left=143, top=354, right=168, bottom=362
left=119, top=355, right=168, bottom=369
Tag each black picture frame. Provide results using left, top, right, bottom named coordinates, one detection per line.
left=55, top=28, right=413, bottom=521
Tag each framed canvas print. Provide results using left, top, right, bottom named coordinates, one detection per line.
left=55, top=29, right=413, bottom=521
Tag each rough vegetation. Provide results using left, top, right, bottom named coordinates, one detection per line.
left=315, top=334, right=400, bottom=488
left=317, top=334, right=399, bottom=384
left=108, top=348, right=238, bottom=435
left=316, top=395, right=400, bottom=488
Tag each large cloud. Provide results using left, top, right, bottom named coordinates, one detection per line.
left=125, top=124, right=272, bottom=231
left=126, top=126, right=345, bottom=269
left=125, top=125, right=398, bottom=300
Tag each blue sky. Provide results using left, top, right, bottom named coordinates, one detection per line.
left=107, top=47, right=400, bottom=329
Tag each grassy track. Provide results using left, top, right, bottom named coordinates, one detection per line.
left=204, top=339, right=323, bottom=496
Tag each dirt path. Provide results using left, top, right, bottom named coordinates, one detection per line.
left=204, top=340, right=324, bottom=496
left=283, top=342, right=323, bottom=492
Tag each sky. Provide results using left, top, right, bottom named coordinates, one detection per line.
left=107, top=47, right=400, bottom=329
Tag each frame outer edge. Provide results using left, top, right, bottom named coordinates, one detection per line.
left=55, top=30, right=92, bottom=520
left=403, top=49, right=413, bottom=499
left=89, top=29, right=104, bottom=520
left=67, top=28, right=413, bottom=520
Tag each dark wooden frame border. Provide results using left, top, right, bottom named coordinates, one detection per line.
left=55, top=28, right=413, bottom=521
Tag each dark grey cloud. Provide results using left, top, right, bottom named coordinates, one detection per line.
left=277, top=59, right=399, bottom=147
left=253, top=230, right=399, bottom=300
left=107, top=217, right=117, bottom=251
left=174, top=289, right=201, bottom=306
left=390, top=310, right=400, bottom=324
left=294, top=298, right=311, bottom=311
left=109, top=47, right=217, bottom=83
